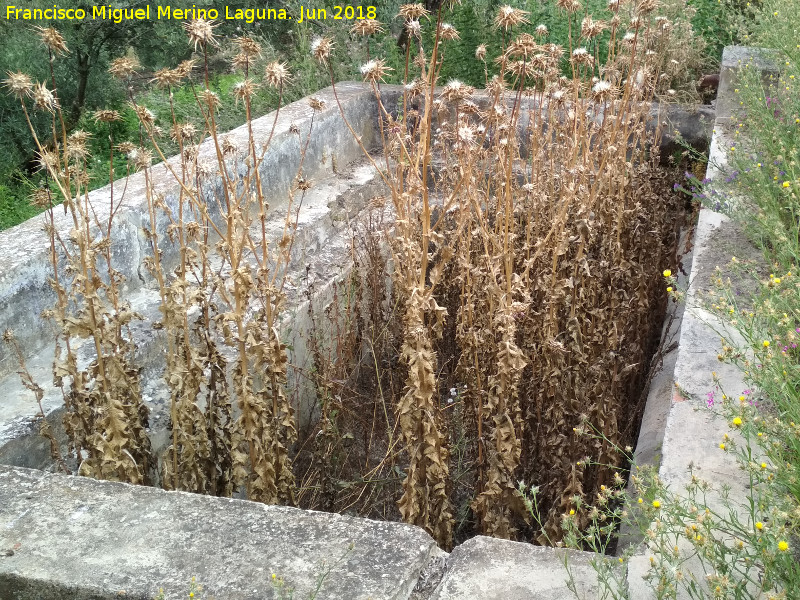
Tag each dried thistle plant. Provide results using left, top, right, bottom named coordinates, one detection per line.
left=322, top=0, right=694, bottom=547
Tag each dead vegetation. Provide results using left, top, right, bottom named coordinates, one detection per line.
left=4, top=0, right=699, bottom=552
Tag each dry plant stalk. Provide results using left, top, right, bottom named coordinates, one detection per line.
left=325, top=0, right=690, bottom=545
left=5, top=27, right=153, bottom=484
left=129, top=24, right=310, bottom=503
left=5, top=21, right=317, bottom=506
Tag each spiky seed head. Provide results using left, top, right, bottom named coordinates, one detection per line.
left=544, top=43, right=565, bottom=59
left=3, top=71, right=33, bottom=98
left=486, top=75, right=507, bottom=97
left=221, top=136, right=238, bottom=156
left=117, top=141, right=136, bottom=154
left=198, top=90, right=221, bottom=111
left=535, top=24, right=549, bottom=37
left=455, top=123, right=476, bottom=148
left=34, top=26, right=68, bottom=55
left=405, top=19, right=422, bottom=37
left=170, top=122, right=197, bottom=142
left=184, top=19, right=218, bottom=51
left=440, top=23, right=460, bottom=40
left=506, top=33, right=539, bottom=59
left=32, top=82, right=57, bottom=112
left=265, top=61, right=290, bottom=87
left=232, top=79, right=258, bottom=105
left=507, top=60, right=535, bottom=78
left=151, top=68, right=183, bottom=89
left=310, top=36, right=334, bottom=64
left=404, top=79, right=425, bottom=98
left=66, top=134, right=89, bottom=161
left=351, top=19, right=384, bottom=36
left=234, top=36, right=262, bottom=58
left=494, top=5, right=530, bottom=30
left=570, top=47, right=594, bottom=66
left=360, top=59, right=393, bottom=83
left=231, top=53, right=251, bottom=72
left=308, top=96, right=326, bottom=111
left=109, top=57, right=140, bottom=79
left=130, top=102, right=156, bottom=126
left=92, top=109, right=121, bottom=124
left=636, top=0, right=659, bottom=15
left=2, top=329, right=15, bottom=343
left=556, top=0, right=582, bottom=13
left=548, top=87, right=567, bottom=105
left=29, top=187, right=52, bottom=209
left=592, top=80, right=614, bottom=100
left=398, top=3, right=429, bottom=20
left=581, top=16, right=596, bottom=37
left=36, top=149, right=58, bottom=173
left=475, top=44, right=487, bottom=61
left=441, top=79, right=474, bottom=102
left=133, top=148, right=153, bottom=170
left=176, top=60, right=197, bottom=78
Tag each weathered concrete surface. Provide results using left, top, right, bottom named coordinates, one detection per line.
left=624, top=47, right=767, bottom=598
left=0, top=465, right=437, bottom=600
left=430, top=536, right=609, bottom=600
left=716, top=46, right=780, bottom=122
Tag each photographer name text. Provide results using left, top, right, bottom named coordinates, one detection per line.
left=4, top=4, right=377, bottom=24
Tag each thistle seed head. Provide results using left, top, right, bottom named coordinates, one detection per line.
left=184, top=19, right=219, bottom=51
left=405, top=19, right=422, bottom=37
left=441, top=79, right=474, bottom=102
left=308, top=96, right=327, bottom=111
left=440, top=23, right=460, bottom=40
left=556, top=0, right=582, bottom=13
left=231, top=79, right=258, bottom=104
left=494, top=5, right=530, bottom=30
left=351, top=19, right=384, bottom=36
left=92, top=109, right=122, bottom=123
left=109, top=57, right=140, bottom=79
left=198, top=89, right=221, bottom=111
left=310, top=36, right=334, bottom=64
left=151, top=67, right=183, bottom=89
left=234, top=35, right=262, bottom=58
left=360, top=59, right=393, bottom=83
left=398, top=3, right=429, bottom=20
left=265, top=61, right=290, bottom=87
left=3, top=71, right=33, bottom=98
left=34, top=26, right=68, bottom=55
left=32, top=82, right=57, bottom=112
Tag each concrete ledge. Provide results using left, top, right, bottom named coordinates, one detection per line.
left=624, top=46, right=769, bottom=598
left=0, top=465, right=437, bottom=600
left=430, top=536, right=607, bottom=600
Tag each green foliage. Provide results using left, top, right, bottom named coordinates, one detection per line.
left=0, top=180, right=40, bottom=230
left=688, top=0, right=753, bottom=59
